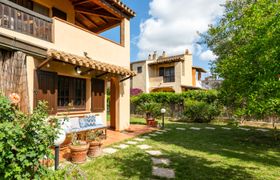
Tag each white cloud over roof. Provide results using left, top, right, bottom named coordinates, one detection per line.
left=137, top=0, right=225, bottom=59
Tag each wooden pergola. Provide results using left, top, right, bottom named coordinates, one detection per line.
left=70, top=0, right=136, bottom=34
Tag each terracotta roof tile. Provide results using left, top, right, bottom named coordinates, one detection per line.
left=48, top=49, right=136, bottom=77
left=149, top=54, right=185, bottom=65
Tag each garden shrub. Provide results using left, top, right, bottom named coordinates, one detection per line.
left=131, top=90, right=220, bottom=120
left=183, top=100, right=221, bottom=123
left=0, top=95, right=60, bottom=179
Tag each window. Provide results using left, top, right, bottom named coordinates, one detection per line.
left=33, top=2, right=49, bottom=17
left=58, top=75, right=86, bottom=110
left=52, top=7, right=67, bottom=20
left=159, top=67, right=164, bottom=76
left=137, top=66, right=142, bottom=73
left=163, top=67, right=175, bottom=83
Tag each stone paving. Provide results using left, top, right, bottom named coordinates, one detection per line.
left=190, top=127, right=201, bottom=130
left=256, top=128, right=269, bottom=132
left=151, top=157, right=170, bottom=165
left=102, top=148, right=118, bottom=154
left=176, top=127, right=186, bottom=130
left=146, top=150, right=163, bottom=156
left=137, top=144, right=152, bottom=150
left=222, top=127, right=231, bottom=130
left=142, top=136, right=151, bottom=139
left=152, top=167, right=175, bottom=179
left=126, top=141, right=138, bottom=145
left=239, top=127, right=250, bottom=131
left=149, top=134, right=158, bottom=137
left=205, top=127, right=215, bottom=130
left=114, top=144, right=129, bottom=149
left=134, top=138, right=145, bottom=142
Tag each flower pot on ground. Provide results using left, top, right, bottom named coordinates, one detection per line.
left=87, top=130, right=103, bottom=158
left=69, top=133, right=89, bottom=164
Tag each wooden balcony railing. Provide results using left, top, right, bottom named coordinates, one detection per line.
left=0, top=0, right=52, bottom=42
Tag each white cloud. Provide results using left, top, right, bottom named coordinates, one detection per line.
left=200, top=50, right=218, bottom=61
left=137, top=0, right=225, bottom=59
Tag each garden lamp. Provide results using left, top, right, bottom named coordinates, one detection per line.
left=54, top=129, right=66, bottom=170
left=161, top=108, right=166, bottom=128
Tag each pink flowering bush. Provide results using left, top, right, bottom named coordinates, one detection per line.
left=130, top=88, right=143, bottom=96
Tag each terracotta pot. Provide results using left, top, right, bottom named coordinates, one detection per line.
left=69, top=142, right=89, bottom=164
left=88, top=141, right=102, bottom=158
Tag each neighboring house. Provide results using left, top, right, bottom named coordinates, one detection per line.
left=0, top=0, right=135, bottom=131
left=131, top=50, right=206, bottom=93
left=201, top=76, right=223, bottom=90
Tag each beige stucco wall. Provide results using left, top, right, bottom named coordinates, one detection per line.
left=181, top=54, right=193, bottom=87
left=131, top=61, right=147, bottom=93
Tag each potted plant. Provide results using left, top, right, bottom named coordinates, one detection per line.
left=69, top=133, right=89, bottom=164
left=87, top=130, right=103, bottom=158
left=137, top=102, right=161, bottom=126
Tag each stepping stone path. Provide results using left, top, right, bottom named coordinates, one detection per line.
left=149, top=134, right=157, bottom=137
left=176, top=127, right=186, bottom=130
left=135, top=138, right=145, bottom=142
left=222, top=127, right=231, bottom=130
left=146, top=150, right=163, bottom=156
left=190, top=127, right=201, bottom=130
left=103, top=148, right=118, bottom=154
left=115, top=144, right=129, bottom=149
left=155, top=131, right=163, bottom=134
left=239, top=127, right=250, bottom=131
left=256, top=128, right=269, bottom=132
left=205, top=127, right=215, bottom=130
left=142, top=136, right=150, bottom=139
left=152, top=167, right=175, bottom=179
left=151, top=157, right=170, bottom=165
left=126, top=141, right=138, bottom=145
left=137, top=144, right=152, bottom=150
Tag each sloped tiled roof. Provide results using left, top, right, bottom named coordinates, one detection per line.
left=148, top=54, right=185, bottom=65
left=48, top=49, right=136, bottom=76
left=109, top=0, right=136, bottom=17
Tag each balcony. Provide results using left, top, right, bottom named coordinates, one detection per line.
left=0, top=0, right=52, bottom=42
left=0, top=0, right=130, bottom=67
left=149, top=76, right=175, bottom=87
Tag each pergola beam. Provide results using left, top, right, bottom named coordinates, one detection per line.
left=96, top=72, right=109, bottom=78
left=79, top=13, right=99, bottom=27
left=73, top=0, right=90, bottom=6
left=120, top=76, right=131, bottom=82
left=37, top=57, right=53, bottom=70
left=75, top=8, right=120, bottom=20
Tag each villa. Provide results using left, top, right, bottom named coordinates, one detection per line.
left=0, top=0, right=135, bottom=131
left=131, top=50, right=207, bottom=93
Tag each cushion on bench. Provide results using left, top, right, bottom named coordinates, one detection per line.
left=62, top=115, right=105, bottom=133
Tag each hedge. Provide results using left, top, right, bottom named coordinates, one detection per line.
left=131, top=90, right=221, bottom=122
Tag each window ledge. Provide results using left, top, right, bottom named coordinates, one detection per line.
left=56, top=111, right=92, bottom=117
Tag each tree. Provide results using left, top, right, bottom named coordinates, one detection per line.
left=202, top=0, right=280, bottom=125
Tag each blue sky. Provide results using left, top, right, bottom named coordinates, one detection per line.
left=101, top=0, right=225, bottom=72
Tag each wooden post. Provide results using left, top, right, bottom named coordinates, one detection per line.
left=120, top=19, right=125, bottom=46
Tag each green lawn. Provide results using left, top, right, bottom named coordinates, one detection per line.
left=79, top=118, right=280, bottom=179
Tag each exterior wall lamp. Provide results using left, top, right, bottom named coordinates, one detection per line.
left=75, top=66, right=82, bottom=74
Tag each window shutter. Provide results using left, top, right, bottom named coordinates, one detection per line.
left=34, top=70, right=57, bottom=114
left=91, top=78, right=105, bottom=112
